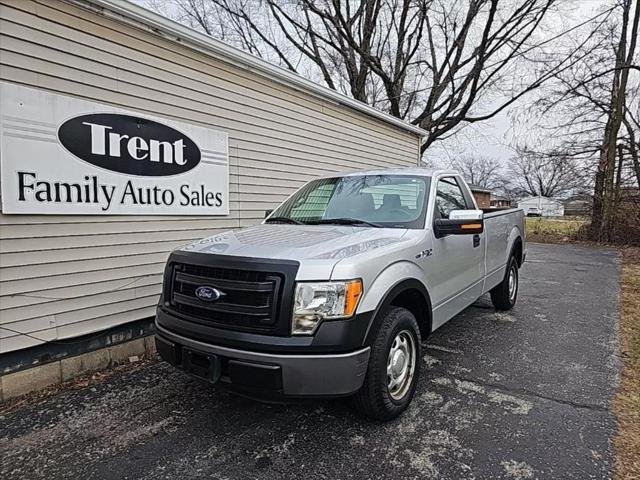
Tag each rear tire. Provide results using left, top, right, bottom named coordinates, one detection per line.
left=353, top=307, right=421, bottom=421
left=490, top=255, right=519, bottom=310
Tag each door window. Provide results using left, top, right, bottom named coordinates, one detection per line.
left=435, top=177, right=469, bottom=219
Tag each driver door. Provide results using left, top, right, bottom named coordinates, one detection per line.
left=429, top=176, right=484, bottom=329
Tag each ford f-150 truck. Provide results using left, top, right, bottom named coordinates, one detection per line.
left=155, top=168, right=525, bottom=420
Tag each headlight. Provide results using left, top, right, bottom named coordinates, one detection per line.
left=292, top=280, right=363, bottom=335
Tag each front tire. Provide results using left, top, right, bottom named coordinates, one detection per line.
left=490, top=255, right=519, bottom=310
left=353, top=307, right=421, bottom=421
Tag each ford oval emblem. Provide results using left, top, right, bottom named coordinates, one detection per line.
left=195, top=286, right=223, bottom=302
left=57, top=113, right=201, bottom=176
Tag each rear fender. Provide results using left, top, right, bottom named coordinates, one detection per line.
left=507, top=226, right=523, bottom=264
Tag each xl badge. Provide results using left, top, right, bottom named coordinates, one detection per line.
left=195, top=286, right=224, bottom=302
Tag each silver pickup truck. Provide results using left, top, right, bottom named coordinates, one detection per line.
left=155, top=168, right=525, bottom=419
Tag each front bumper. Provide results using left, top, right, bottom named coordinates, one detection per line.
left=155, top=324, right=370, bottom=398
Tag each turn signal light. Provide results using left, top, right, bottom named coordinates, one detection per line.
left=344, top=280, right=363, bottom=317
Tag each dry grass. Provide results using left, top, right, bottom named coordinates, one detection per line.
left=525, top=216, right=588, bottom=244
left=615, top=247, right=640, bottom=480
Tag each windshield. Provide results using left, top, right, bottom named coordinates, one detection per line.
left=267, top=175, right=430, bottom=229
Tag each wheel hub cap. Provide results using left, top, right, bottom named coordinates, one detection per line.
left=387, top=330, right=417, bottom=401
left=391, top=351, right=406, bottom=376
left=508, top=266, right=517, bottom=301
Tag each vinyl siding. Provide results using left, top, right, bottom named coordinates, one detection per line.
left=0, top=0, right=421, bottom=354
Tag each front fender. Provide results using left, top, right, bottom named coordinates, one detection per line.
left=356, top=260, right=433, bottom=345
left=358, top=260, right=427, bottom=314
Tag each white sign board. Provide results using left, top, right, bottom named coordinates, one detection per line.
left=0, top=82, right=229, bottom=215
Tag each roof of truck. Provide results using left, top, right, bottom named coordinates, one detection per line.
left=319, top=167, right=458, bottom=179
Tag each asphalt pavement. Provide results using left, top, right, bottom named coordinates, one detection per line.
left=0, top=243, right=621, bottom=480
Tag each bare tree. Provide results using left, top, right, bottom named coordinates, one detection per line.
left=173, top=0, right=429, bottom=109
left=149, top=0, right=603, bottom=153
left=623, top=114, right=640, bottom=187
left=511, top=0, right=638, bottom=243
left=504, top=149, right=587, bottom=198
left=591, top=0, right=639, bottom=240
left=446, top=154, right=504, bottom=189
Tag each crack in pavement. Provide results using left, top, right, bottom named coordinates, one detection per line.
left=442, top=372, right=610, bottom=412
left=426, top=344, right=463, bottom=354
left=525, top=259, right=609, bottom=267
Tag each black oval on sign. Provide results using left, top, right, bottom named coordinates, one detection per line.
left=58, top=113, right=201, bottom=176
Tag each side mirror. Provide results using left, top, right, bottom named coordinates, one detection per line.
left=264, top=209, right=273, bottom=219
left=434, top=209, right=484, bottom=238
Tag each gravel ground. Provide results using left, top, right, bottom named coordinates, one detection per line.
left=0, top=243, right=621, bottom=480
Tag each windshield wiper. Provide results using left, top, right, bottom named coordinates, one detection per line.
left=265, top=216, right=305, bottom=225
left=311, top=217, right=383, bottom=228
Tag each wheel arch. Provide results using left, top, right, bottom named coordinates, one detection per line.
left=505, top=223, right=524, bottom=267
left=362, top=278, right=432, bottom=346
left=511, top=235, right=524, bottom=266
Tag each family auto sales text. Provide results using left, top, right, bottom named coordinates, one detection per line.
left=16, top=171, right=224, bottom=211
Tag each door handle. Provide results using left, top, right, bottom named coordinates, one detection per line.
left=473, top=234, right=481, bottom=247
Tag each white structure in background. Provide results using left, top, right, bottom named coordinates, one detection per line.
left=517, top=196, right=565, bottom=217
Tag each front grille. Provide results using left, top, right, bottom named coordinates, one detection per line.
left=169, top=263, right=284, bottom=333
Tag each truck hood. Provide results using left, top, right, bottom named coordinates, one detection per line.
left=177, top=223, right=411, bottom=271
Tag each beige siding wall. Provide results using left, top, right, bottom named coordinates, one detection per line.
left=0, top=0, right=420, bottom=354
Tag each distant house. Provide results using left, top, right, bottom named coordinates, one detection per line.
left=490, top=194, right=512, bottom=208
left=517, top=196, right=564, bottom=217
left=468, top=184, right=493, bottom=208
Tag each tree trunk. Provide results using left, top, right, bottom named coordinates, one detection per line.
left=606, top=145, right=626, bottom=239
left=623, top=116, right=640, bottom=187
left=590, top=0, right=639, bottom=241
